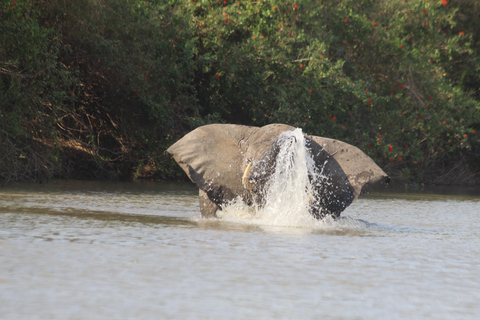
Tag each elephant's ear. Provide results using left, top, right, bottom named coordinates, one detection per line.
left=311, top=136, right=388, bottom=199
left=166, top=124, right=254, bottom=206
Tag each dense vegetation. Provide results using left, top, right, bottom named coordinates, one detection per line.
left=1, top=0, right=479, bottom=185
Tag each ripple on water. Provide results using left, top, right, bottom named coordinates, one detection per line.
left=1, top=181, right=480, bottom=319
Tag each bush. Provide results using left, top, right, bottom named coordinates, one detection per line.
left=1, top=0, right=479, bottom=185
left=0, top=0, right=75, bottom=181
left=185, top=0, right=480, bottom=185
left=1, top=0, right=198, bottom=181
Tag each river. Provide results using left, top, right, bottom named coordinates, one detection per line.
left=1, top=180, right=479, bottom=319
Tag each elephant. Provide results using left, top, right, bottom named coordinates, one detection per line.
left=166, top=123, right=388, bottom=219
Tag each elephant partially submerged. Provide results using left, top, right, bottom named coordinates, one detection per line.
left=166, top=124, right=388, bottom=219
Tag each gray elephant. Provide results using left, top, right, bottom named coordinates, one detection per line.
left=166, top=124, right=388, bottom=219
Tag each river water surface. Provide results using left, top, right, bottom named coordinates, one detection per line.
left=1, top=180, right=479, bottom=319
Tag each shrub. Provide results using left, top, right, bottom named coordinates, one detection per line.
left=0, top=0, right=75, bottom=181
left=1, top=0, right=479, bottom=184
left=185, top=0, right=480, bottom=184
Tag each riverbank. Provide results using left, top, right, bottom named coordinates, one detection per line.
left=2, top=0, right=479, bottom=186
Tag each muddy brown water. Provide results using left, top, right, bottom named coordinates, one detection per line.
left=1, top=181, right=479, bottom=319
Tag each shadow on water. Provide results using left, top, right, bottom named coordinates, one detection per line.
left=363, top=184, right=480, bottom=201
left=0, top=206, right=197, bottom=228
left=0, top=204, right=376, bottom=237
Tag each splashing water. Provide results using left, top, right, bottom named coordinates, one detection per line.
left=219, top=129, right=364, bottom=230
left=259, top=128, right=317, bottom=224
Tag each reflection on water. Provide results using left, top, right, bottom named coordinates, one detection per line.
left=1, top=180, right=480, bottom=319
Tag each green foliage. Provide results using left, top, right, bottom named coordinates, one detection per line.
left=1, top=0, right=198, bottom=180
left=1, top=0, right=479, bottom=184
left=0, top=0, right=76, bottom=181
left=46, top=0, right=198, bottom=179
left=185, top=0, right=480, bottom=185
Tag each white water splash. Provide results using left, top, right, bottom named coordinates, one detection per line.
left=257, top=128, right=316, bottom=224
left=218, top=128, right=363, bottom=230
